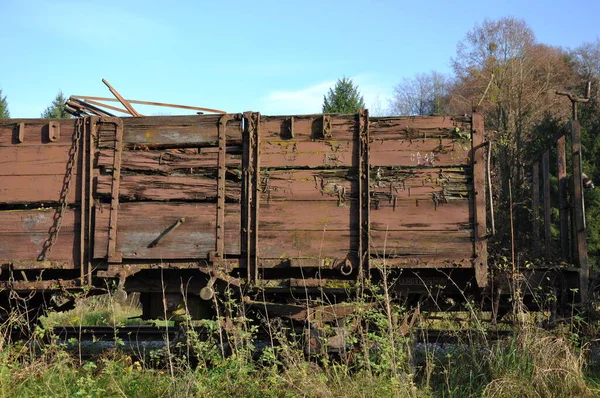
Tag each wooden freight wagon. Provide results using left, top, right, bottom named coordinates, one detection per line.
left=0, top=110, right=580, bottom=321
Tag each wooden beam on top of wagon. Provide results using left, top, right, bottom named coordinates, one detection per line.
left=102, top=79, right=141, bottom=117
left=70, top=96, right=227, bottom=115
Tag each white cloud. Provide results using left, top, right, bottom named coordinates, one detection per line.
left=260, top=75, right=392, bottom=116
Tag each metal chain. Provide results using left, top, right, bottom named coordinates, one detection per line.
left=38, top=118, right=83, bottom=260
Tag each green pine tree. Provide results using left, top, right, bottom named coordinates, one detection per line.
left=41, top=91, right=71, bottom=119
left=322, top=77, right=365, bottom=114
left=0, top=88, right=9, bottom=119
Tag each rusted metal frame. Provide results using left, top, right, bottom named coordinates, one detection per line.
left=569, top=121, right=589, bottom=303
left=242, top=112, right=259, bottom=283
left=215, top=114, right=233, bottom=261
left=102, top=79, right=141, bottom=117
left=557, top=136, right=569, bottom=259
left=252, top=113, right=261, bottom=282
left=471, top=111, right=488, bottom=288
left=107, top=118, right=124, bottom=262
left=542, top=151, right=552, bottom=258
left=358, top=110, right=370, bottom=283
left=79, top=117, right=88, bottom=283
left=87, top=117, right=98, bottom=285
left=532, top=162, right=540, bottom=254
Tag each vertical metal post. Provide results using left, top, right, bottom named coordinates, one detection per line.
left=242, top=112, right=260, bottom=284
left=471, top=110, right=488, bottom=288
left=87, top=117, right=98, bottom=285
left=532, top=162, right=540, bottom=254
left=216, top=114, right=232, bottom=262
left=542, top=151, right=551, bottom=258
left=557, top=136, right=569, bottom=259
left=107, top=118, right=123, bottom=263
left=357, top=110, right=370, bottom=285
left=78, top=118, right=87, bottom=284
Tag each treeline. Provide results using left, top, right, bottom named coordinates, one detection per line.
left=382, top=17, right=600, bottom=264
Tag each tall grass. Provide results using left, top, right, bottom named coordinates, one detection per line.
left=0, top=286, right=598, bottom=397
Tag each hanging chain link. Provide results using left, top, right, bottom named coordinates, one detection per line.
left=38, top=118, right=83, bottom=260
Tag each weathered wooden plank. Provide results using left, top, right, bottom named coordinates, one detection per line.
left=0, top=119, right=76, bottom=147
left=97, top=148, right=242, bottom=173
left=542, top=150, right=551, bottom=257
left=557, top=136, right=569, bottom=259
left=259, top=115, right=471, bottom=142
left=0, top=232, right=76, bottom=262
left=96, top=174, right=241, bottom=202
left=260, top=138, right=467, bottom=168
left=370, top=199, right=470, bottom=231
left=370, top=230, right=473, bottom=258
left=471, top=112, right=487, bottom=287
left=258, top=229, right=355, bottom=259
left=259, top=168, right=468, bottom=202
left=370, top=116, right=471, bottom=140
left=260, top=115, right=356, bottom=141
left=0, top=208, right=78, bottom=233
left=95, top=114, right=243, bottom=148
left=0, top=146, right=73, bottom=175
left=94, top=202, right=240, bottom=259
left=0, top=175, right=79, bottom=203
left=259, top=199, right=469, bottom=231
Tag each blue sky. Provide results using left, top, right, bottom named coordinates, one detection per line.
left=1, top=0, right=599, bottom=117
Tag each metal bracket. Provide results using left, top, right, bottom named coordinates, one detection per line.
left=148, top=217, right=185, bottom=248
left=48, top=121, right=61, bottom=142
left=215, top=114, right=233, bottom=261
left=242, top=112, right=261, bottom=283
left=107, top=118, right=124, bottom=263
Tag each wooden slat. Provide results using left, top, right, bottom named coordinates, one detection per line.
left=0, top=232, right=76, bottom=262
left=0, top=175, right=80, bottom=203
left=259, top=199, right=469, bottom=231
left=471, top=112, right=487, bottom=287
left=97, top=148, right=241, bottom=173
left=542, top=150, right=551, bottom=257
left=0, top=119, right=76, bottom=147
left=96, top=114, right=243, bottom=148
left=93, top=202, right=240, bottom=259
left=0, top=146, right=73, bottom=175
left=370, top=230, right=473, bottom=258
left=258, top=230, right=355, bottom=259
left=557, top=136, right=569, bottom=259
left=0, top=208, right=77, bottom=233
left=96, top=174, right=241, bottom=202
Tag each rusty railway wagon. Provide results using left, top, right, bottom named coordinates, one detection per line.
left=0, top=110, right=581, bottom=323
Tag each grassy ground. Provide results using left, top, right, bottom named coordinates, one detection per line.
left=1, top=292, right=599, bottom=398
